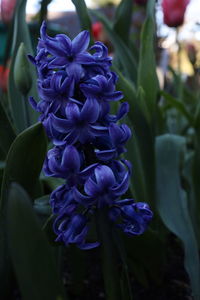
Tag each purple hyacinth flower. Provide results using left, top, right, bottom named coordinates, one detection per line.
left=80, top=73, right=123, bottom=103
left=30, top=72, right=74, bottom=121
left=37, top=71, right=74, bottom=115
left=50, top=184, right=75, bottom=214
left=105, top=102, right=130, bottom=124
left=80, top=73, right=123, bottom=118
left=44, top=144, right=98, bottom=185
left=116, top=202, right=153, bottom=235
left=88, top=41, right=112, bottom=74
left=38, top=21, right=95, bottom=81
left=54, top=213, right=99, bottom=249
left=49, top=98, right=108, bottom=145
left=74, top=164, right=130, bottom=208
left=95, top=123, right=132, bottom=161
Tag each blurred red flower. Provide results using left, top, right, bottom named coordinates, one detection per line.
left=1, top=0, right=17, bottom=24
left=0, top=65, right=9, bottom=92
left=162, top=0, right=190, bottom=27
left=92, top=22, right=103, bottom=41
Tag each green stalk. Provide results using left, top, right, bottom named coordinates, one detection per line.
left=23, top=94, right=31, bottom=128
left=96, top=208, right=121, bottom=300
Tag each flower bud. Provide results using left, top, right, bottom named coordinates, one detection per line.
left=162, top=0, right=190, bottom=28
left=0, top=0, right=17, bottom=24
left=92, top=22, right=103, bottom=41
left=14, top=43, right=32, bottom=95
left=0, top=65, right=9, bottom=92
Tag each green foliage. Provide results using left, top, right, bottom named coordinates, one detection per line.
left=91, top=10, right=137, bottom=83
left=14, top=43, right=32, bottom=96
left=138, top=0, right=159, bottom=123
left=1, top=123, right=47, bottom=211
left=113, top=0, right=133, bottom=44
left=72, top=0, right=93, bottom=43
left=156, top=134, right=200, bottom=300
left=7, top=183, right=66, bottom=300
left=8, top=0, right=38, bottom=133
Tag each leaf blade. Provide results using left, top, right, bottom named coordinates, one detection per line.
left=113, top=0, right=133, bottom=44
left=156, top=134, right=200, bottom=300
left=7, top=183, right=66, bottom=300
left=1, top=122, right=47, bottom=211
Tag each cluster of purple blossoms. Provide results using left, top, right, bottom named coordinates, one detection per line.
left=29, top=22, right=153, bottom=249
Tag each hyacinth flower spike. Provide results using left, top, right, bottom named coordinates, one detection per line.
left=29, top=22, right=153, bottom=253
left=29, top=22, right=153, bottom=300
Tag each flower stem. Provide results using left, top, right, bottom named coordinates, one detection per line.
left=23, top=94, right=31, bottom=128
left=96, top=208, right=121, bottom=300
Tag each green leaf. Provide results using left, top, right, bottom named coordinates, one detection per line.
left=1, top=123, right=47, bottom=212
left=91, top=10, right=137, bottom=83
left=160, top=91, right=194, bottom=125
left=130, top=88, right=155, bottom=206
left=137, top=0, right=159, bottom=119
left=72, top=0, right=93, bottom=42
left=113, top=67, right=154, bottom=205
left=0, top=100, right=16, bottom=158
left=156, top=134, right=200, bottom=300
left=8, top=0, right=38, bottom=133
left=14, top=43, right=32, bottom=96
left=34, top=195, right=51, bottom=216
left=113, top=0, right=133, bottom=44
left=7, top=183, right=66, bottom=300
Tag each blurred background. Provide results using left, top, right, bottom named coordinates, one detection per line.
left=0, top=0, right=200, bottom=91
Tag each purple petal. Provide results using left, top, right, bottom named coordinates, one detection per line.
left=51, top=114, right=73, bottom=133
left=67, top=62, right=83, bottom=81
left=57, top=34, right=72, bottom=53
left=48, top=57, right=68, bottom=68
left=79, top=163, right=99, bottom=179
left=111, top=172, right=129, bottom=196
left=81, top=98, right=99, bottom=123
left=73, top=188, right=93, bottom=206
left=62, top=145, right=80, bottom=172
left=80, top=83, right=101, bottom=96
left=29, top=96, right=37, bottom=110
left=40, top=21, right=47, bottom=40
left=109, top=123, right=122, bottom=146
left=72, top=31, right=90, bottom=54
left=75, top=52, right=95, bottom=65
left=78, top=241, right=100, bottom=250
left=94, top=165, right=115, bottom=189
left=66, top=102, right=80, bottom=121
left=116, top=102, right=129, bottom=120
left=105, top=91, right=123, bottom=101
left=90, top=125, right=108, bottom=136
left=79, top=129, right=93, bottom=144
left=84, top=177, right=100, bottom=196
left=27, top=54, right=36, bottom=65
left=95, top=149, right=116, bottom=161
left=45, top=39, right=67, bottom=57
left=64, top=129, right=79, bottom=145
